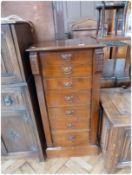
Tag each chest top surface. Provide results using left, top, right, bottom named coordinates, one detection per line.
left=101, top=88, right=131, bottom=127
left=26, top=37, right=105, bottom=52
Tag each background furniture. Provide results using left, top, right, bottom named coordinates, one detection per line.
left=27, top=37, right=104, bottom=157
left=96, top=1, right=128, bottom=37
left=96, top=2, right=131, bottom=88
left=69, top=20, right=131, bottom=88
left=52, top=1, right=97, bottom=40
left=100, top=88, right=131, bottom=173
left=68, top=19, right=97, bottom=39
left=1, top=22, right=45, bottom=160
left=98, top=36, right=131, bottom=88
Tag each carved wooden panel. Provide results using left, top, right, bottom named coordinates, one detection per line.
left=1, top=110, right=37, bottom=154
left=1, top=25, right=22, bottom=84
left=119, top=128, right=131, bottom=163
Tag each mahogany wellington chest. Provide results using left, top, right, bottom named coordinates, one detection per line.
left=27, top=37, right=105, bottom=157
left=100, top=88, right=131, bottom=173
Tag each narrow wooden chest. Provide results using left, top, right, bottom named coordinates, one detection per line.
left=27, top=37, right=105, bottom=157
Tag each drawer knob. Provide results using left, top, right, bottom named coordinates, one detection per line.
left=68, top=135, right=76, bottom=141
left=3, top=96, right=13, bottom=106
left=64, top=95, right=73, bottom=102
left=63, top=66, right=72, bottom=75
left=65, top=110, right=74, bottom=115
left=64, top=81, right=72, bottom=88
left=61, top=53, right=72, bottom=61
left=67, top=123, right=75, bottom=128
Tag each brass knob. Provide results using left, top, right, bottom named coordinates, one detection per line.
left=64, top=95, right=73, bottom=102
left=68, top=135, right=76, bottom=141
left=64, top=81, right=72, bottom=88
left=63, top=66, right=72, bottom=75
left=65, top=110, right=74, bottom=116
left=61, top=53, right=72, bottom=61
left=67, top=123, right=75, bottom=128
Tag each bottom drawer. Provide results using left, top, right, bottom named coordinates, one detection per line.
left=52, top=131, right=89, bottom=147
left=1, top=110, right=37, bottom=154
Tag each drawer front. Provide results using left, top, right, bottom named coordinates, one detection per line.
left=45, top=90, right=91, bottom=107
left=44, top=77, right=92, bottom=90
left=42, top=64, right=92, bottom=78
left=1, top=110, right=37, bottom=153
left=48, top=106, right=90, bottom=119
left=1, top=87, right=25, bottom=110
left=40, top=50, right=92, bottom=65
left=52, top=131, right=89, bottom=147
left=49, top=117, right=89, bottom=131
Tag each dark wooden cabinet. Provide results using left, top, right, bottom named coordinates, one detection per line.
left=100, top=88, right=131, bottom=173
left=1, top=22, right=45, bottom=160
left=27, top=37, right=105, bottom=157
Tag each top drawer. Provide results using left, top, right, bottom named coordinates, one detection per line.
left=39, top=50, right=92, bottom=65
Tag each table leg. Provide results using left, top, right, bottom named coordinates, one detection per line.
left=96, top=9, right=101, bottom=36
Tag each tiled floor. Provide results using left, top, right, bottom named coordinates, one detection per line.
left=1, top=154, right=131, bottom=174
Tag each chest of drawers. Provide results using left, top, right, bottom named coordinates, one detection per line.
left=27, top=37, right=104, bottom=157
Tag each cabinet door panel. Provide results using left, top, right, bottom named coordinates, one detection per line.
left=1, top=25, right=22, bottom=84
left=119, top=128, right=131, bottom=163
left=1, top=110, right=37, bottom=154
